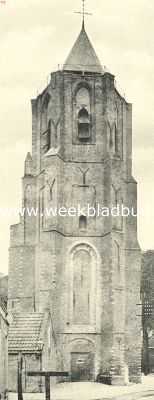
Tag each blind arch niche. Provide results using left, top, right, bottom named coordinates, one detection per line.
left=68, top=243, right=97, bottom=327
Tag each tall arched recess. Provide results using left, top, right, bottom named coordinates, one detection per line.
left=73, top=249, right=91, bottom=324
left=67, top=243, right=97, bottom=328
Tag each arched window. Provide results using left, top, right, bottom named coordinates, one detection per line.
left=78, top=108, right=90, bottom=140
left=109, top=124, right=113, bottom=148
left=114, top=241, right=120, bottom=274
left=112, top=186, right=123, bottom=230
left=75, top=87, right=91, bottom=142
left=25, top=184, right=33, bottom=202
left=47, top=120, right=51, bottom=150
left=114, top=124, right=119, bottom=153
left=112, top=185, right=118, bottom=208
left=41, top=93, right=50, bottom=133
left=76, top=87, right=90, bottom=108
left=79, top=215, right=87, bottom=230
left=109, top=123, right=119, bottom=155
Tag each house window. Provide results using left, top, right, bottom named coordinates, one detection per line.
left=78, top=108, right=90, bottom=140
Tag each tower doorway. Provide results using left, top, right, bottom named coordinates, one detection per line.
left=71, top=352, right=94, bottom=381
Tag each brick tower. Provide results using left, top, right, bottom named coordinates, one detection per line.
left=8, top=21, right=142, bottom=385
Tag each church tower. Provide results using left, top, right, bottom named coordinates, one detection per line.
left=8, top=19, right=142, bottom=385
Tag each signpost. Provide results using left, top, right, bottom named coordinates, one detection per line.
left=27, top=371, right=69, bottom=400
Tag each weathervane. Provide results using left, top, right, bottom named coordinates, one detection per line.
left=74, top=0, right=92, bottom=28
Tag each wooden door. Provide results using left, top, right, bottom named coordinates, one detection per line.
left=71, top=352, right=94, bottom=381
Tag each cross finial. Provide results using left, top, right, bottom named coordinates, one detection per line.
left=74, top=0, right=92, bottom=29
left=82, top=0, right=85, bottom=26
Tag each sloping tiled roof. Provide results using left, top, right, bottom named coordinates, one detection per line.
left=0, top=275, right=8, bottom=301
left=8, top=313, right=44, bottom=354
left=0, top=296, right=7, bottom=315
left=63, top=24, right=103, bottom=74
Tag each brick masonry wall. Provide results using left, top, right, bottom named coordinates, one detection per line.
left=8, top=354, right=42, bottom=393
left=8, top=68, right=141, bottom=385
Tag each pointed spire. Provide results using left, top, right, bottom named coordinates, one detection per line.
left=63, top=25, right=103, bottom=74
left=24, top=153, right=33, bottom=176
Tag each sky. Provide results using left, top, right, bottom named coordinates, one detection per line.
left=0, top=0, right=154, bottom=275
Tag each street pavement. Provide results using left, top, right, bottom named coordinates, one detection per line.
left=9, top=375, right=154, bottom=400
left=51, top=375, right=154, bottom=400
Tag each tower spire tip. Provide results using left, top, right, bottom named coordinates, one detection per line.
left=74, top=0, right=92, bottom=30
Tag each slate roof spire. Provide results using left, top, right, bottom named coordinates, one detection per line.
left=63, top=23, right=103, bottom=74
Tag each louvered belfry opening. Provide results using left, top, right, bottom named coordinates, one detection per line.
left=78, top=108, right=90, bottom=140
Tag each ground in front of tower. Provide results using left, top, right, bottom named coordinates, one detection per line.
left=8, top=375, right=154, bottom=400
